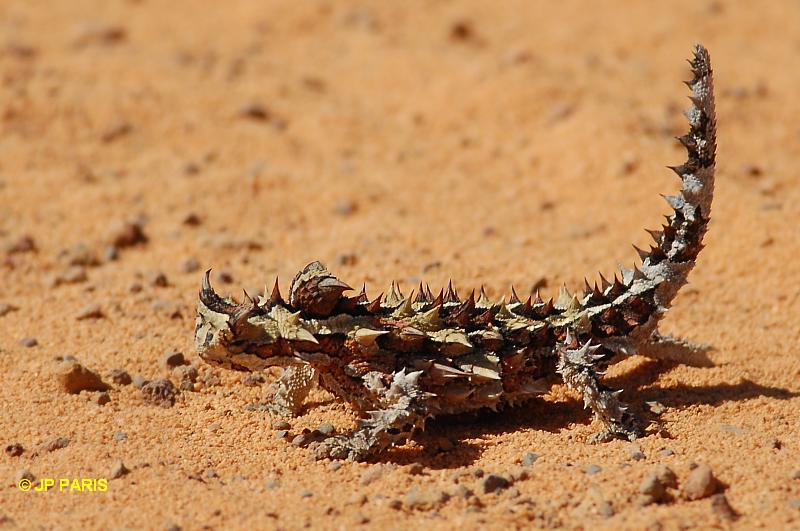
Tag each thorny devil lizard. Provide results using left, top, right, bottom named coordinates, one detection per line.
left=195, top=45, right=716, bottom=461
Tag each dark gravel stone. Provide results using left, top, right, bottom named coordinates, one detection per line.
left=109, top=369, right=132, bottom=385
left=482, top=474, right=511, bottom=494
left=141, top=378, right=177, bottom=408
left=161, top=351, right=187, bottom=369
left=407, top=463, right=424, bottom=476
left=108, top=221, right=147, bottom=248
left=291, top=434, right=309, bottom=447
left=92, top=392, right=111, bottom=405
left=150, top=272, right=169, bottom=287
left=19, top=337, right=38, bottom=348
left=112, top=432, right=127, bottom=441
left=5, top=443, right=24, bottom=457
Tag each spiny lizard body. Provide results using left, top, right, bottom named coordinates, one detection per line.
left=195, top=45, right=716, bottom=461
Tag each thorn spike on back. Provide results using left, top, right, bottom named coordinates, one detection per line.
left=599, top=273, right=611, bottom=291
left=509, top=286, right=521, bottom=305
left=533, top=289, right=543, bottom=305
left=521, top=295, right=532, bottom=314
left=445, top=280, right=458, bottom=304
left=645, top=228, right=663, bottom=243
left=366, top=293, right=383, bottom=313
left=425, top=284, right=434, bottom=300
left=414, top=283, right=428, bottom=304
left=432, top=289, right=444, bottom=307
left=633, top=244, right=649, bottom=261
left=355, top=283, right=368, bottom=303
left=268, top=277, right=283, bottom=306
left=476, top=286, right=490, bottom=307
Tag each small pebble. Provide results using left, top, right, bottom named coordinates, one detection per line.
left=522, top=452, right=540, bottom=466
left=216, top=270, right=234, bottom=284
left=75, top=304, right=104, bottom=320
left=482, top=474, right=511, bottom=494
left=161, top=351, right=187, bottom=369
left=40, top=437, right=70, bottom=453
left=404, top=487, right=449, bottom=509
left=173, top=365, right=198, bottom=383
left=711, top=493, right=738, bottom=521
left=19, top=337, right=38, bottom=348
left=272, top=420, right=291, bottom=430
left=108, top=221, right=147, bottom=248
left=113, top=432, right=127, bottom=441
left=140, top=379, right=177, bottom=407
left=242, top=373, right=266, bottom=386
left=328, top=462, right=342, bottom=472
left=182, top=213, right=202, bottom=226
left=584, top=464, right=602, bottom=475
left=317, top=422, right=334, bottom=436
left=0, top=303, right=20, bottom=317
left=206, top=469, right=219, bottom=479
left=92, top=392, right=111, bottom=406
left=132, top=375, right=149, bottom=389
left=110, top=461, right=130, bottom=479
left=150, top=272, right=169, bottom=287
left=472, top=468, right=484, bottom=478
left=5, top=443, right=24, bottom=457
left=627, top=444, right=645, bottom=461
left=52, top=266, right=88, bottom=286
left=333, top=199, right=358, bottom=216
left=659, top=448, right=675, bottom=457
left=388, top=499, right=402, bottom=510
left=645, top=401, right=666, bottom=415
left=109, top=369, right=132, bottom=385
left=639, top=474, right=667, bottom=504
left=792, top=470, right=800, bottom=480
left=359, top=465, right=386, bottom=486
left=16, top=469, right=35, bottom=484
left=407, top=463, right=424, bottom=476
left=450, top=484, right=473, bottom=499
left=274, top=430, right=288, bottom=439
left=291, top=434, right=308, bottom=447
left=348, top=493, right=368, bottom=506
left=655, top=464, right=678, bottom=489
left=240, top=103, right=271, bottom=121
left=181, top=258, right=201, bottom=273
left=684, top=464, right=720, bottom=500
left=57, top=361, right=110, bottom=393
left=299, top=490, right=313, bottom=498
left=6, top=235, right=36, bottom=254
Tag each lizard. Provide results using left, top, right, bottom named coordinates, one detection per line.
left=195, top=45, right=716, bottom=461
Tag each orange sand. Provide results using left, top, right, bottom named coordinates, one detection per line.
left=1, top=1, right=799, bottom=529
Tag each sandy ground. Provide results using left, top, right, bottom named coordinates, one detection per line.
left=1, top=1, right=799, bottom=529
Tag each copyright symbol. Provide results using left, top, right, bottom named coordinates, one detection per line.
left=18, top=478, right=32, bottom=491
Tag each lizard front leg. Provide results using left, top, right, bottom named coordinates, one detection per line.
left=638, top=330, right=714, bottom=367
left=314, top=369, right=429, bottom=461
left=556, top=334, right=642, bottom=442
left=266, top=363, right=317, bottom=417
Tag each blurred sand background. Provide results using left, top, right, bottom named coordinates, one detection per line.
left=1, top=0, right=799, bottom=529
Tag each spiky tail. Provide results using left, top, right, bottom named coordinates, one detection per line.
left=589, top=45, right=716, bottom=353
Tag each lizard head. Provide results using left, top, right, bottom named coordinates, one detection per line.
left=194, top=270, right=322, bottom=371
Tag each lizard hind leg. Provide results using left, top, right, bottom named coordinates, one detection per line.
left=314, top=369, right=430, bottom=461
left=266, top=363, right=318, bottom=417
left=639, top=330, right=715, bottom=367
left=556, top=333, right=643, bottom=442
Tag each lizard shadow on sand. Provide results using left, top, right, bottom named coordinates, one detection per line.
left=362, top=358, right=799, bottom=468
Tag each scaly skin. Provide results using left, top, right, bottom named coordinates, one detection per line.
left=195, top=45, right=716, bottom=461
